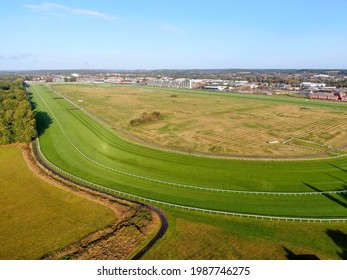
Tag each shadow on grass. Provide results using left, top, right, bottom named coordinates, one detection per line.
left=326, top=171, right=347, bottom=201
left=34, top=111, right=53, bottom=137
left=303, top=182, right=347, bottom=209
left=27, top=91, right=37, bottom=110
left=330, top=164, right=347, bottom=174
left=326, top=229, right=347, bottom=260
left=30, top=100, right=37, bottom=110
left=326, top=175, right=347, bottom=201
left=282, top=246, right=320, bottom=260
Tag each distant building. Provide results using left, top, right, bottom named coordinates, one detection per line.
left=147, top=78, right=196, bottom=89
left=313, top=74, right=331, bottom=79
left=203, top=86, right=227, bottom=91
left=231, top=80, right=249, bottom=87
left=76, top=76, right=96, bottom=83
left=301, top=82, right=326, bottom=91
left=52, top=76, right=65, bottom=83
left=309, top=92, right=347, bottom=101
left=106, top=77, right=124, bottom=84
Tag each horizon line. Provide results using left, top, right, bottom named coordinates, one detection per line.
left=1, top=68, right=347, bottom=72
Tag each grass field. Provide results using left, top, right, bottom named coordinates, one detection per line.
left=143, top=207, right=347, bottom=260
left=51, top=84, right=347, bottom=157
left=28, top=84, right=347, bottom=219
left=28, top=83, right=347, bottom=259
left=0, top=145, right=116, bottom=260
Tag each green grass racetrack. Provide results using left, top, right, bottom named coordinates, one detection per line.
left=29, top=84, right=347, bottom=218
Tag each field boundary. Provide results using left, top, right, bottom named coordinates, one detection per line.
left=35, top=139, right=347, bottom=223
left=33, top=85, right=347, bottom=196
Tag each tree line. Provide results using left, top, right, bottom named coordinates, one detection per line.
left=0, top=77, right=36, bottom=144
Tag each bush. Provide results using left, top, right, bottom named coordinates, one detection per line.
left=130, top=112, right=163, bottom=127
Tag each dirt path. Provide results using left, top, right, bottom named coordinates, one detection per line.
left=131, top=204, right=168, bottom=260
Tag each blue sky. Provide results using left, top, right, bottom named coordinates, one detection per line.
left=1, top=0, right=347, bottom=70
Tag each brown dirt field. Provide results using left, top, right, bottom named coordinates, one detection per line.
left=22, top=143, right=161, bottom=260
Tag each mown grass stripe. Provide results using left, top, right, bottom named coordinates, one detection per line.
left=36, top=140, right=347, bottom=223
left=30, top=84, right=347, bottom=217
left=33, top=85, right=347, bottom=196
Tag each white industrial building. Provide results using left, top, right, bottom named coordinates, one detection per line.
left=301, top=82, right=326, bottom=90
left=203, top=85, right=227, bottom=91
left=147, top=78, right=195, bottom=89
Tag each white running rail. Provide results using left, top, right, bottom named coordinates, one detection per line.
left=35, top=139, right=347, bottom=223
left=32, top=85, right=347, bottom=197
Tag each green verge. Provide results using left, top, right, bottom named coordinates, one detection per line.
left=142, top=207, right=347, bottom=260
left=30, top=84, right=347, bottom=218
left=0, top=146, right=116, bottom=260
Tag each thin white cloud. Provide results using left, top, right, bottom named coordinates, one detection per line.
left=23, top=2, right=68, bottom=11
left=70, top=8, right=116, bottom=20
left=160, top=23, right=186, bottom=35
left=23, top=2, right=118, bottom=20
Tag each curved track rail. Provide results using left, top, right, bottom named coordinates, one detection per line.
left=35, top=139, right=347, bottom=223
left=33, top=85, right=347, bottom=196
left=30, top=84, right=347, bottom=221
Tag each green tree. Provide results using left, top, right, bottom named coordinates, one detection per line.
left=0, top=77, right=36, bottom=144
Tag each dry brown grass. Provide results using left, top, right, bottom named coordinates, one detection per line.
left=52, top=84, right=347, bottom=157
left=45, top=203, right=160, bottom=260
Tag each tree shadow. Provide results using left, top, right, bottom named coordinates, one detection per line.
left=34, top=111, right=53, bottom=137
left=326, top=229, right=347, bottom=260
left=30, top=100, right=37, bottom=110
left=326, top=173, right=347, bottom=185
left=282, top=246, right=320, bottom=260
left=303, top=182, right=347, bottom=209
left=330, top=164, right=347, bottom=173
left=326, top=171, right=347, bottom=201
left=326, top=174, right=347, bottom=201
left=27, top=90, right=38, bottom=110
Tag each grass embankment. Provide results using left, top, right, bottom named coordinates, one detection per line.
left=0, top=145, right=116, bottom=259
left=29, top=84, right=347, bottom=218
left=143, top=207, right=347, bottom=260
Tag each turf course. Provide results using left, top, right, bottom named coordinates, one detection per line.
left=29, top=84, right=347, bottom=219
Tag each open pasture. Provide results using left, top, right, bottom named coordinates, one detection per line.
left=29, top=84, right=347, bottom=220
left=51, top=84, right=347, bottom=157
left=143, top=207, right=347, bottom=260
left=0, top=146, right=116, bottom=259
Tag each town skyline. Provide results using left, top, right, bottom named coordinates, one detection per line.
left=1, top=0, right=347, bottom=70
